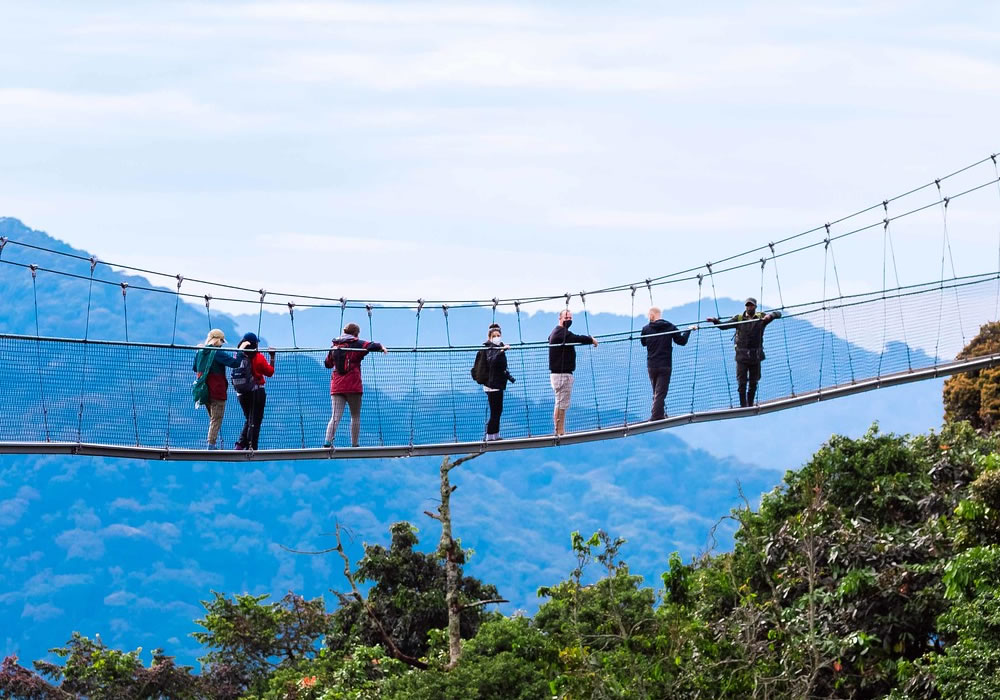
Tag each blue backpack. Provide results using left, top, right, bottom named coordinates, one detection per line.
left=231, top=353, right=256, bottom=394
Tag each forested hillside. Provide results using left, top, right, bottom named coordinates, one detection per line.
left=6, top=414, right=1000, bottom=697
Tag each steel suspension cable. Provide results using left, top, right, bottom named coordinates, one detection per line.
left=77, top=257, right=98, bottom=443
left=288, top=303, right=306, bottom=449
left=120, top=283, right=140, bottom=446
left=366, top=304, right=384, bottom=446
left=5, top=153, right=995, bottom=310
left=514, top=301, right=532, bottom=436
left=28, top=265, right=51, bottom=442
left=580, top=292, right=601, bottom=429
left=442, top=306, right=458, bottom=443
left=706, top=263, right=734, bottom=408
left=768, top=243, right=795, bottom=395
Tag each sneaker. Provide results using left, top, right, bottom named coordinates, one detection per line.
left=206, top=442, right=218, bottom=451
left=323, top=442, right=332, bottom=448
left=234, top=442, right=246, bottom=451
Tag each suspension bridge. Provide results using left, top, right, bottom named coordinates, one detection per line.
left=2, top=154, right=1000, bottom=461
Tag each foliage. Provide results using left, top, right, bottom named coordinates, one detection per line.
left=192, top=592, right=331, bottom=697
left=326, top=522, right=500, bottom=661
left=943, top=320, right=1000, bottom=430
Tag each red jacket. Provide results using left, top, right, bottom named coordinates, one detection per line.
left=250, top=352, right=275, bottom=387
left=324, top=335, right=383, bottom=395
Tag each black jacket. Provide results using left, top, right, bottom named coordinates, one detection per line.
left=640, top=319, right=690, bottom=369
left=548, top=324, right=595, bottom=374
left=479, top=343, right=514, bottom=391
left=714, top=312, right=780, bottom=350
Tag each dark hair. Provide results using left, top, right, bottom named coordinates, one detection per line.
left=343, top=323, right=361, bottom=337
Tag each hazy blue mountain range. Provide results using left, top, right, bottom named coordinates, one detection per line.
left=0, top=217, right=948, bottom=665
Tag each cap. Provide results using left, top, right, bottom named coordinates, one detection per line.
left=203, top=328, right=226, bottom=346
left=745, top=297, right=757, bottom=306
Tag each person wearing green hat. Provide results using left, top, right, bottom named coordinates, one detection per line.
left=706, top=297, right=782, bottom=408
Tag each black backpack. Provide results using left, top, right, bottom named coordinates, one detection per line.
left=331, top=341, right=352, bottom=376
left=471, top=350, right=489, bottom=385
left=231, top=353, right=256, bottom=394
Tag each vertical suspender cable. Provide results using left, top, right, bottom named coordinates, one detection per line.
left=257, top=289, right=266, bottom=337
left=77, top=257, right=98, bottom=443
left=690, top=276, right=703, bottom=413
left=706, top=263, right=734, bottom=408
left=121, top=283, right=140, bottom=446
left=993, top=155, right=1000, bottom=320
left=624, top=287, right=636, bottom=425
left=340, top=298, right=346, bottom=331
left=29, top=265, right=51, bottom=442
left=882, top=206, right=912, bottom=371
left=408, top=299, right=423, bottom=448
left=769, top=242, right=795, bottom=395
left=442, top=305, right=458, bottom=443
left=936, top=181, right=966, bottom=349
left=204, top=295, right=213, bottom=330
left=288, top=302, right=306, bottom=449
left=878, top=218, right=890, bottom=378
left=819, top=239, right=833, bottom=389
left=514, top=301, right=532, bottom=436
left=824, top=226, right=855, bottom=384
left=492, top=297, right=498, bottom=326
left=367, top=304, right=384, bottom=446
left=164, top=274, right=182, bottom=449
left=580, top=292, right=601, bottom=430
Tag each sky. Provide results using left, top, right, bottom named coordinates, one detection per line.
left=1, top=1, right=999, bottom=317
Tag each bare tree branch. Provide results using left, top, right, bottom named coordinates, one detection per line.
left=459, top=598, right=508, bottom=611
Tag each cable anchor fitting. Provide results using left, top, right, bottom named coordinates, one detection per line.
left=935, top=178, right=942, bottom=192
left=768, top=241, right=776, bottom=255
left=882, top=199, right=889, bottom=213
left=492, top=297, right=499, bottom=312
left=416, top=298, right=425, bottom=314
left=992, top=153, right=998, bottom=165
left=441, top=304, right=449, bottom=318
left=696, top=273, right=703, bottom=287
left=760, top=257, right=767, bottom=270
left=120, top=281, right=129, bottom=297
left=579, top=291, right=586, bottom=305
left=29, top=263, right=37, bottom=279
left=258, top=289, right=266, bottom=303
left=883, top=218, right=890, bottom=230
left=629, top=284, right=636, bottom=297
left=287, top=301, right=295, bottom=320
left=174, top=274, right=183, bottom=290
left=0, top=237, right=7, bottom=256
left=89, top=257, right=98, bottom=274
left=943, top=196, right=950, bottom=209
left=339, top=297, right=347, bottom=312
left=204, top=294, right=212, bottom=309
left=704, top=262, right=712, bottom=273
left=564, top=292, right=571, bottom=307
left=365, top=303, right=373, bottom=317
left=513, top=300, right=521, bottom=313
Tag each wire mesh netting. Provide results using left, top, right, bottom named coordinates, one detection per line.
left=1, top=274, right=997, bottom=454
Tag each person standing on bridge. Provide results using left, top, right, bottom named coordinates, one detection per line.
left=323, top=322, right=387, bottom=448
left=548, top=309, right=598, bottom=436
left=640, top=308, right=694, bottom=421
left=233, top=332, right=275, bottom=451
left=707, top=298, right=782, bottom=408
left=192, top=328, right=241, bottom=449
left=472, top=323, right=516, bottom=441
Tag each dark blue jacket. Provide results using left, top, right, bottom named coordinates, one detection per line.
left=640, top=319, right=690, bottom=370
